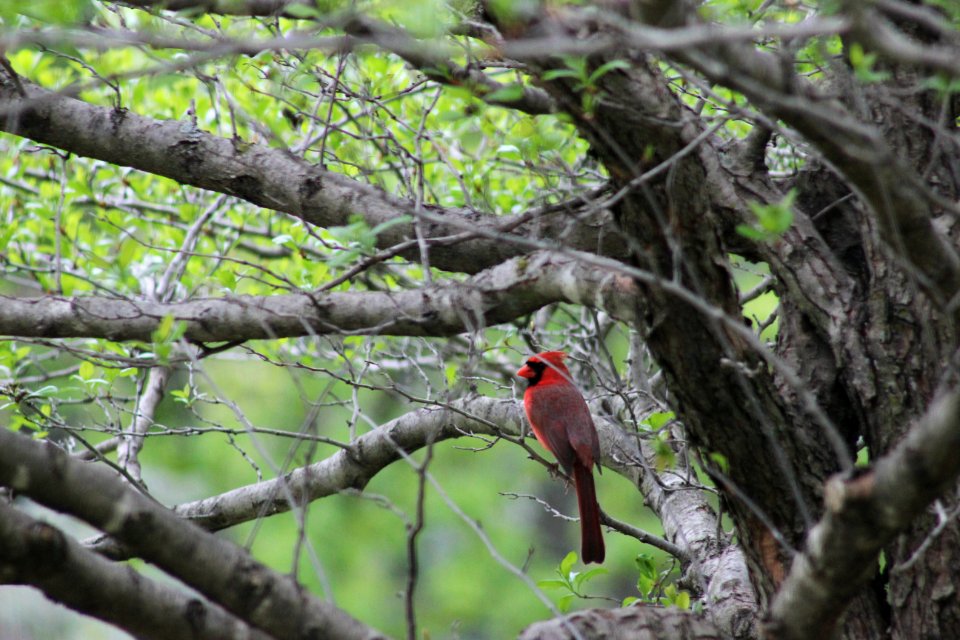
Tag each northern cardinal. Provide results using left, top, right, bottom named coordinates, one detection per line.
left=517, top=351, right=605, bottom=564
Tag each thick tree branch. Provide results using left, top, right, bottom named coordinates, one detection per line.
left=766, top=389, right=960, bottom=640
left=0, top=252, right=638, bottom=342
left=170, top=396, right=522, bottom=529
left=637, top=9, right=960, bottom=306
left=0, top=67, right=613, bottom=275
left=493, top=4, right=959, bottom=305
left=598, top=415, right=758, bottom=639
left=518, top=606, right=725, bottom=640
left=157, top=401, right=663, bottom=557
left=847, top=3, right=960, bottom=79
left=0, top=501, right=272, bottom=640
left=0, top=430, right=386, bottom=640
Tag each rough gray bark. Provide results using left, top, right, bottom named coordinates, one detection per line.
left=766, top=390, right=960, bottom=640
left=0, top=252, right=638, bottom=341
left=0, top=429, right=387, bottom=640
left=520, top=606, right=724, bottom=640
left=0, top=501, right=272, bottom=640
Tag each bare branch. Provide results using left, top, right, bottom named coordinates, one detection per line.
left=0, top=429, right=387, bottom=640
left=170, top=395, right=524, bottom=531
left=0, top=501, right=273, bottom=640
left=114, top=0, right=318, bottom=16
left=0, top=253, right=639, bottom=342
left=766, top=389, right=960, bottom=640
left=117, top=366, right=172, bottom=482
left=341, top=14, right=556, bottom=115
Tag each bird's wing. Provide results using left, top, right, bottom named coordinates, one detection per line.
left=525, top=383, right=600, bottom=472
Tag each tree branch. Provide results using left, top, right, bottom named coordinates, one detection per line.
left=341, top=14, right=556, bottom=115
left=597, top=415, right=758, bottom=639
left=117, top=365, right=171, bottom=482
left=640, top=8, right=960, bottom=306
left=0, top=64, right=609, bottom=275
left=114, top=0, right=318, bottom=16
left=105, top=3, right=557, bottom=114
left=0, top=252, right=639, bottom=342
left=494, top=3, right=959, bottom=305
left=0, top=501, right=273, bottom=640
left=518, top=606, right=725, bottom=640
left=766, top=389, right=960, bottom=640
left=0, top=430, right=387, bottom=640
left=847, top=3, right=960, bottom=79
left=169, top=396, right=523, bottom=530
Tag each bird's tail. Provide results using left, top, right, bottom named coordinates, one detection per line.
left=573, top=462, right=605, bottom=564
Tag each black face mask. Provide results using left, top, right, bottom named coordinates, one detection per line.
left=524, top=360, right=547, bottom=387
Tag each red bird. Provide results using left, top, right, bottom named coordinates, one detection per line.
left=517, top=351, right=605, bottom=564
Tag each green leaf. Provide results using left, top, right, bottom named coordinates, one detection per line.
left=573, top=567, right=607, bottom=590
left=637, top=573, right=656, bottom=597
left=634, top=553, right=658, bottom=598
left=1, top=0, right=92, bottom=24
left=536, top=579, right=569, bottom=590
left=653, top=434, right=675, bottom=472
left=735, top=224, right=767, bottom=241
left=635, top=553, right=656, bottom=578
left=739, top=190, right=797, bottom=241
left=587, top=59, right=631, bottom=85
left=542, top=69, right=582, bottom=82
left=217, top=269, right=237, bottom=289
left=751, top=189, right=795, bottom=234
left=484, top=84, right=526, bottom=103
left=643, top=411, right=674, bottom=430
left=485, top=0, right=539, bottom=24
left=369, top=215, right=412, bottom=236
left=848, top=43, right=891, bottom=84
left=152, top=315, right=187, bottom=345
left=283, top=3, right=321, bottom=18
left=558, top=594, right=576, bottom=613
left=389, top=0, right=451, bottom=38
left=0, top=225, right=15, bottom=252
left=708, top=451, right=729, bottom=474
left=559, top=551, right=578, bottom=577
left=116, top=238, right=139, bottom=269
left=170, top=383, right=192, bottom=405
left=922, top=73, right=960, bottom=98
left=78, top=361, right=95, bottom=380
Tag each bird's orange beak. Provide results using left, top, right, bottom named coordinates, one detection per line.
left=517, top=363, right=534, bottom=378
